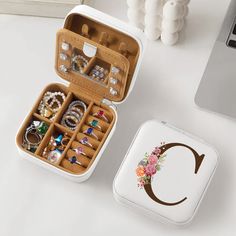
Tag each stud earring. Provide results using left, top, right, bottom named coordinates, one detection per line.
left=59, top=65, right=68, bottom=73
left=109, top=77, right=118, bottom=85
left=61, top=42, right=70, bottom=51
left=110, top=87, right=118, bottom=96
left=111, top=66, right=120, bottom=75
left=60, top=53, right=68, bottom=61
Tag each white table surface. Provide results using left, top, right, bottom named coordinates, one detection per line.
left=0, top=0, right=235, bottom=235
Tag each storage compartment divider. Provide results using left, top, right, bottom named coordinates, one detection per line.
left=35, top=124, right=55, bottom=157
left=54, top=92, right=73, bottom=124
left=33, top=113, right=52, bottom=124
left=56, top=100, right=94, bottom=166
left=82, top=56, right=96, bottom=75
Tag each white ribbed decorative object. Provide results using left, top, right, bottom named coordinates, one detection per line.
left=161, top=31, right=179, bottom=45
left=127, top=0, right=190, bottom=46
left=127, top=0, right=145, bottom=9
left=145, top=26, right=161, bottom=40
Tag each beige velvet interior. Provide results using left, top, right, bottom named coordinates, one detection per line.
left=16, top=12, right=140, bottom=175
left=16, top=83, right=115, bottom=175
left=55, top=13, right=140, bottom=102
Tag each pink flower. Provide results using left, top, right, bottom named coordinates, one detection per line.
left=138, top=179, right=145, bottom=187
left=152, top=147, right=161, bottom=156
left=148, top=154, right=158, bottom=165
left=145, top=164, right=157, bottom=176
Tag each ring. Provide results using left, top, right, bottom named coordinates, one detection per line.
left=68, top=100, right=87, bottom=114
left=93, top=110, right=109, bottom=123
left=38, top=91, right=66, bottom=120
left=68, top=156, right=86, bottom=168
left=89, top=119, right=102, bottom=131
left=79, top=137, right=93, bottom=148
left=71, top=54, right=89, bottom=73
left=83, top=127, right=98, bottom=140
left=61, top=137, right=70, bottom=147
left=23, top=125, right=43, bottom=152
left=61, top=100, right=87, bottom=130
left=47, top=149, right=62, bottom=163
left=42, top=136, right=57, bottom=158
left=73, top=146, right=87, bottom=156
left=34, top=121, right=49, bottom=135
left=43, top=133, right=68, bottom=158
left=61, top=112, right=81, bottom=130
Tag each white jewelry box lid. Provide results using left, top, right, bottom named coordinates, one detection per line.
left=113, top=120, right=219, bottom=225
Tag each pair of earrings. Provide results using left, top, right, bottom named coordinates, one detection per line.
left=59, top=42, right=89, bottom=74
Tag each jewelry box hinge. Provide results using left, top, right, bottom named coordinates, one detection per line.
left=101, top=98, right=117, bottom=111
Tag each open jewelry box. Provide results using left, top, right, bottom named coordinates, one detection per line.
left=16, top=5, right=146, bottom=182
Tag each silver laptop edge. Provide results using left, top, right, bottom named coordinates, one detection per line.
left=195, top=0, right=236, bottom=119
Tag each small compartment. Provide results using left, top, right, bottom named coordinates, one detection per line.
left=86, top=57, right=111, bottom=85
left=80, top=124, right=104, bottom=141
left=60, top=140, right=96, bottom=173
left=36, top=84, right=69, bottom=121
left=90, top=105, right=113, bottom=124
left=56, top=92, right=92, bottom=131
left=76, top=132, right=100, bottom=150
left=71, top=48, right=91, bottom=74
left=37, top=124, right=72, bottom=165
left=85, top=115, right=109, bottom=133
left=19, top=114, right=51, bottom=154
left=70, top=140, right=95, bottom=158
left=60, top=153, right=86, bottom=174
left=55, top=5, right=141, bottom=102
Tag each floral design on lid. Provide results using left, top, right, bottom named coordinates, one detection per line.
left=136, top=143, right=166, bottom=188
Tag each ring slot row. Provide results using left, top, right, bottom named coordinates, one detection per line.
left=90, top=105, right=113, bottom=124
left=60, top=141, right=95, bottom=173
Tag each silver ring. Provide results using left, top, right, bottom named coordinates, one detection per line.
left=23, top=126, right=42, bottom=151
left=61, top=111, right=81, bottom=130
left=61, top=100, right=87, bottom=130
left=68, top=100, right=87, bottom=113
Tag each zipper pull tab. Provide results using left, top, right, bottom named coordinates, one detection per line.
left=101, top=99, right=117, bottom=111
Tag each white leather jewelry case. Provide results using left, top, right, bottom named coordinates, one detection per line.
left=113, top=120, right=219, bottom=225
left=16, top=5, right=146, bottom=182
